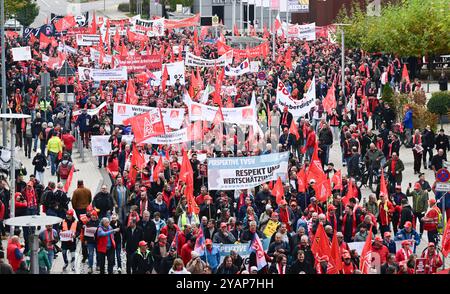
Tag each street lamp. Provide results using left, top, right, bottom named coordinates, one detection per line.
left=1, top=0, right=7, bottom=146
left=0, top=113, right=31, bottom=236
left=333, top=23, right=351, bottom=105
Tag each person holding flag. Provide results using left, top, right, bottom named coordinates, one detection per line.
left=199, top=239, right=220, bottom=273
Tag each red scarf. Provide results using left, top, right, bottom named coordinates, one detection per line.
left=391, top=159, right=397, bottom=176
left=282, top=112, right=288, bottom=125
left=279, top=207, right=291, bottom=232
left=413, top=134, right=421, bottom=145
left=326, top=213, right=337, bottom=231
left=342, top=212, right=357, bottom=237
left=25, top=188, right=37, bottom=208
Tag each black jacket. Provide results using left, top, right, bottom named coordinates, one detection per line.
left=399, top=205, right=414, bottom=230
left=422, top=129, right=435, bottom=149
left=199, top=203, right=216, bottom=220
left=32, top=153, right=47, bottom=173
left=138, top=220, right=157, bottom=246
left=288, top=260, right=316, bottom=274
left=216, top=264, right=240, bottom=274
left=318, top=127, right=333, bottom=146
left=132, top=249, right=154, bottom=274
left=123, top=226, right=144, bottom=254
left=435, top=134, right=449, bottom=152
left=92, top=192, right=114, bottom=215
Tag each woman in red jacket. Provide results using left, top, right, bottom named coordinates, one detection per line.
left=7, top=236, right=24, bottom=272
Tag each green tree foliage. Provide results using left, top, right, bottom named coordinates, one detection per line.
left=427, top=91, right=450, bottom=128
left=335, top=0, right=450, bottom=57
left=15, top=0, right=39, bottom=27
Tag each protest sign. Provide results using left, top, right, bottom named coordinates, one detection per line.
left=91, top=136, right=112, bottom=156
left=12, top=47, right=32, bottom=61
left=185, top=51, right=233, bottom=67
left=276, top=76, right=316, bottom=117
left=75, top=34, right=100, bottom=46
left=224, top=59, right=250, bottom=76
left=207, top=152, right=290, bottom=190
left=116, top=54, right=162, bottom=72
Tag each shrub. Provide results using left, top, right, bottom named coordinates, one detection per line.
left=381, top=84, right=394, bottom=107
left=118, top=3, right=130, bottom=12
left=409, top=89, right=427, bottom=106
left=427, top=91, right=450, bottom=128
left=411, top=103, right=438, bottom=131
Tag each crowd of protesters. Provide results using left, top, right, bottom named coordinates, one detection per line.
left=0, top=14, right=449, bottom=275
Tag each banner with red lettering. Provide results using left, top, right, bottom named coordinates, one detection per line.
left=116, top=55, right=162, bottom=72
left=217, top=40, right=269, bottom=59
left=164, top=14, right=200, bottom=29
left=124, top=108, right=166, bottom=144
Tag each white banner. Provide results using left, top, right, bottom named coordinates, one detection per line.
left=162, top=61, right=185, bottom=85
left=185, top=51, right=233, bottom=67
left=12, top=47, right=32, bottom=61
left=113, top=103, right=185, bottom=129
left=92, top=67, right=128, bottom=81
left=276, top=77, right=316, bottom=117
left=132, top=16, right=165, bottom=37
left=208, top=152, right=290, bottom=190
left=72, top=102, right=108, bottom=117
left=75, top=34, right=101, bottom=46
left=184, top=93, right=257, bottom=126
left=250, top=61, right=260, bottom=73
left=142, top=127, right=189, bottom=145
left=283, top=22, right=316, bottom=41
left=59, top=231, right=74, bottom=242
left=89, top=48, right=112, bottom=64
left=57, top=44, right=77, bottom=55
left=91, top=135, right=112, bottom=156
left=224, top=59, right=250, bottom=76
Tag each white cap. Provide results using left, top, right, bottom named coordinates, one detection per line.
left=265, top=204, right=272, bottom=210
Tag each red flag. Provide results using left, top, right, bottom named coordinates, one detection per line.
left=153, top=156, right=164, bottom=181
left=233, top=24, right=240, bottom=36
left=273, top=16, right=282, bottom=33
left=180, top=150, right=199, bottom=214
left=226, top=97, right=233, bottom=108
left=303, top=42, right=311, bottom=56
left=442, top=220, right=450, bottom=257
left=29, top=33, right=37, bottom=45
left=193, top=29, right=199, bottom=48
left=161, top=65, right=169, bottom=92
left=342, top=179, right=355, bottom=207
left=90, top=12, right=97, bottom=34
left=272, top=177, right=285, bottom=205
left=323, top=82, right=336, bottom=115
left=360, top=225, right=373, bottom=274
left=285, top=47, right=292, bottom=70
left=114, top=28, right=120, bottom=48
left=402, top=63, right=410, bottom=84
left=311, top=222, right=335, bottom=274
left=249, top=25, right=256, bottom=37
left=54, top=15, right=76, bottom=32
left=39, top=33, right=51, bottom=49
left=105, top=20, right=111, bottom=54
left=297, top=167, right=307, bottom=193
left=63, top=165, right=75, bottom=193
left=307, top=142, right=331, bottom=203
left=120, top=42, right=128, bottom=58
left=289, top=120, right=299, bottom=140
left=129, top=144, right=145, bottom=185
left=331, top=169, right=342, bottom=190
left=213, top=68, right=224, bottom=107
left=126, top=109, right=165, bottom=144
left=200, top=26, right=208, bottom=39
left=196, top=67, right=204, bottom=90
left=379, top=170, right=388, bottom=197
left=126, top=79, right=138, bottom=105
left=212, top=107, right=224, bottom=127
left=330, top=231, right=343, bottom=273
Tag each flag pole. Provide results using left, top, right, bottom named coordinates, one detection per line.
left=240, top=0, right=244, bottom=33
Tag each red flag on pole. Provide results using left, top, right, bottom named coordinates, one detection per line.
left=39, top=33, right=51, bottom=49
left=125, top=79, right=138, bottom=105
left=323, top=82, right=336, bottom=115
left=90, top=11, right=97, bottom=34
left=402, top=63, right=410, bottom=84
left=379, top=170, right=388, bottom=197
left=161, top=65, right=169, bottom=93
left=331, top=169, right=342, bottom=191
left=153, top=156, right=164, bottom=182
left=360, top=225, right=373, bottom=274
left=272, top=177, right=285, bottom=205
left=330, top=231, right=343, bottom=273
left=213, top=68, right=224, bottom=107
left=297, top=167, right=307, bottom=193
left=442, top=220, right=450, bottom=257
left=129, top=144, right=145, bottom=185
left=54, top=15, right=76, bottom=32
left=289, top=120, right=300, bottom=140
left=285, top=47, right=292, bottom=70
left=307, top=142, right=331, bottom=203
left=63, top=166, right=75, bottom=193
left=233, top=24, right=240, bottom=36
left=125, top=109, right=165, bottom=144
left=342, top=179, right=355, bottom=207
left=311, top=222, right=335, bottom=274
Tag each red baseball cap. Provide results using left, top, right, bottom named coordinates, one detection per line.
left=414, top=183, right=421, bottom=190
left=404, top=221, right=412, bottom=228
left=401, top=240, right=411, bottom=246
left=158, top=234, right=167, bottom=240
left=205, top=239, right=213, bottom=245
left=66, top=209, right=75, bottom=216
left=428, top=199, right=436, bottom=205
left=138, top=241, right=147, bottom=247
left=90, top=210, right=98, bottom=217
left=374, top=236, right=383, bottom=242
left=327, top=204, right=336, bottom=211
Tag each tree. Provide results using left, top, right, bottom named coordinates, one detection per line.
left=427, top=91, right=450, bottom=129
left=15, top=0, right=39, bottom=27
left=335, top=0, right=450, bottom=57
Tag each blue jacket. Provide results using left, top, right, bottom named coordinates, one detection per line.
left=75, top=113, right=91, bottom=132
left=383, top=239, right=397, bottom=254
left=394, top=228, right=420, bottom=247
left=201, top=246, right=221, bottom=272
left=402, top=109, right=413, bottom=129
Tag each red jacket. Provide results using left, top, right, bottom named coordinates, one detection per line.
left=306, top=132, right=316, bottom=148
left=7, top=242, right=23, bottom=272
left=0, top=200, right=5, bottom=220
left=180, top=243, right=193, bottom=265
left=378, top=201, right=395, bottom=226
left=371, top=244, right=390, bottom=264
left=62, top=133, right=76, bottom=151
left=342, top=262, right=357, bottom=274
left=96, top=226, right=116, bottom=254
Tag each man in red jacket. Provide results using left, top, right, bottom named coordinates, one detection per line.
left=305, top=126, right=316, bottom=161
left=61, top=130, right=76, bottom=155
left=371, top=236, right=390, bottom=264
left=422, top=198, right=440, bottom=245
left=378, top=195, right=395, bottom=237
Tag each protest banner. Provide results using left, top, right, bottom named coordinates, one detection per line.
left=116, top=54, right=162, bottom=72
left=42, top=54, right=62, bottom=69
left=11, top=47, right=32, bottom=61
left=57, top=44, right=77, bottom=55
left=207, top=152, right=290, bottom=190
left=91, top=67, right=128, bottom=81
left=59, top=231, right=74, bottom=242
left=113, top=102, right=185, bottom=130
left=184, top=92, right=257, bottom=126
left=132, top=16, right=165, bottom=37
left=89, top=48, right=112, bottom=64
left=215, top=234, right=270, bottom=262
left=224, top=59, right=250, bottom=76
left=66, top=27, right=91, bottom=36
left=91, top=135, right=112, bottom=156
left=221, top=85, right=237, bottom=96
left=141, top=127, right=189, bottom=145
left=164, top=14, right=200, bottom=29
left=164, top=61, right=185, bottom=85
left=284, top=22, right=316, bottom=41
left=75, top=34, right=100, bottom=46
left=72, top=102, right=107, bottom=117
left=276, top=76, right=316, bottom=117
left=217, top=40, right=270, bottom=59
left=185, top=51, right=233, bottom=67
left=250, top=61, right=260, bottom=73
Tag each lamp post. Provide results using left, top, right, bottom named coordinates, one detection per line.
left=333, top=23, right=351, bottom=105
left=1, top=0, right=7, bottom=146
left=0, top=113, right=31, bottom=236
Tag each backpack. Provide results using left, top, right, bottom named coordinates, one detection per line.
left=59, top=163, right=70, bottom=179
